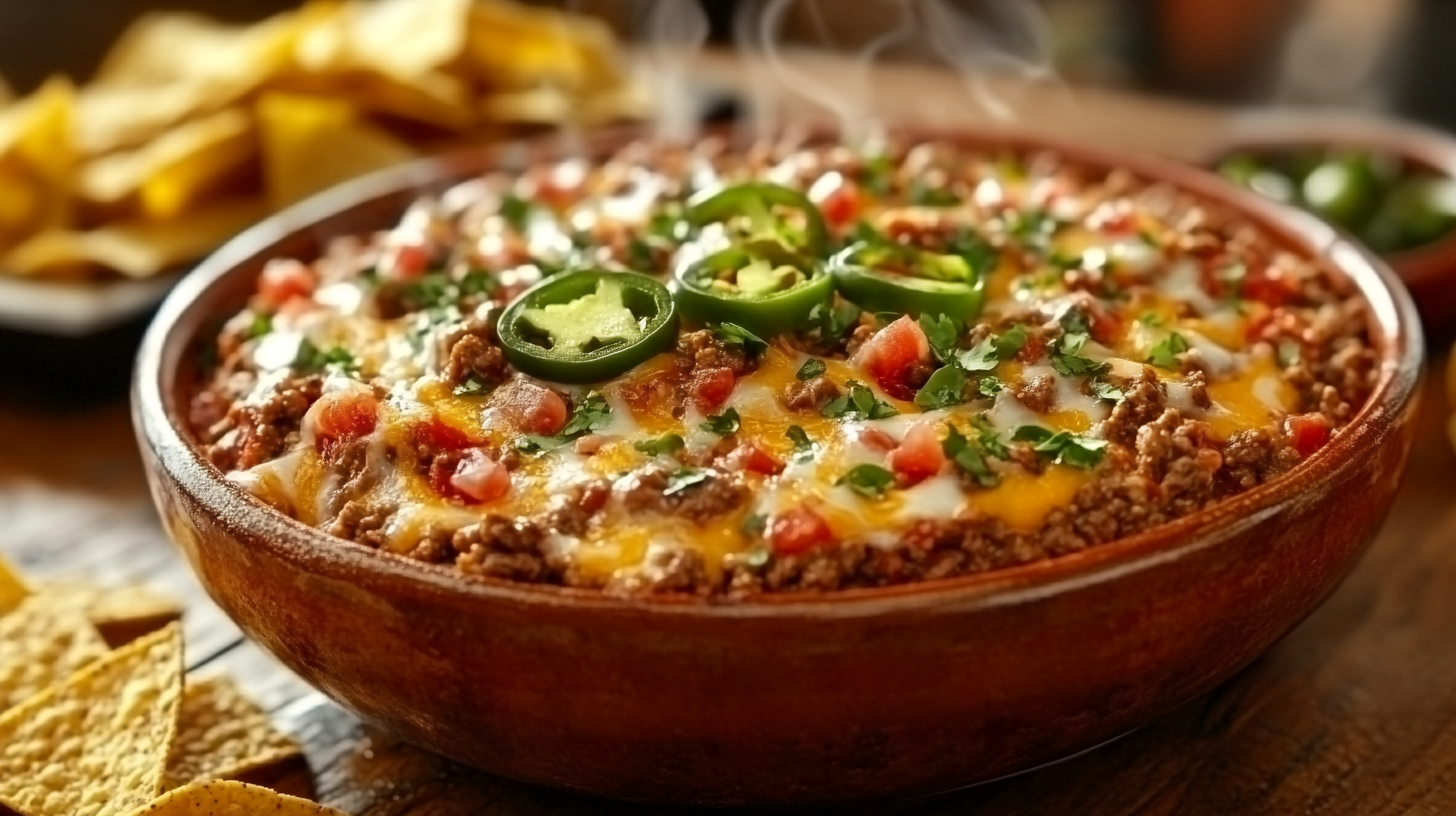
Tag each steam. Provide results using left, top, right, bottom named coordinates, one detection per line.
left=729, top=0, right=1066, bottom=145
left=634, top=0, right=711, bottom=143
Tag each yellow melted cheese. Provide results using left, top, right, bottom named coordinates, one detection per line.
left=968, top=465, right=1089, bottom=531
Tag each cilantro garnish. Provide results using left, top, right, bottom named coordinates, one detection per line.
left=1137, top=311, right=1166, bottom=328
left=970, top=416, right=1010, bottom=459
left=977, top=376, right=1006, bottom=397
left=1147, top=332, right=1190, bottom=369
left=809, top=300, right=862, bottom=339
left=245, top=312, right=273, bottom=340
left=634, top=433, right=685, bottom=457
left=712, top=322, right=768, bottom=355
left=519, top=391, right=612, bottom=453
left=700, top=407, right=741, bottom=436
left=822, top=380, right=899, bottom=421
left=837, top=464, right=896, bottom=499
left=453, top=375, right=491, bottom=396
left=458, top=269, right=495, bottom=297
left=860, top=154, right=894, bottom=197
left=796, top=358, right=827, bottom=381
left=1090, top=378, right=1125, bottom=402
left=914, top=365, right=968, bottom=410
left=957, top=326, right=1027, bottom=373
left=786, top=425, right=817, bottom=463
left=917, top=314, right=960, bottom=363
left=499, top=194, right=532, bottom=232
left=909, top=179, right=962, bottom=207
left=1050, top=332, right=1110, bottom=377
left=1011, top=426, right=1109, bottom=469
left=943, top=424, right=998, bottom=488
left=293, top=339, right=358, bottom=374
left=664, top=468, right=711, bottom=496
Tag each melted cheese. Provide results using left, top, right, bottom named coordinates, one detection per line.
left=1204, top=355, right=1296, bottom=440
left=968, top=465, right=1089, bottom=531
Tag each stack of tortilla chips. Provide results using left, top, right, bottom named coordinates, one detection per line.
left=0, top=554, right=348, bottom=816
left=0, top=0, right=645, bottom=280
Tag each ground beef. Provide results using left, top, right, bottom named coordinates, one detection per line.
left=1220, top=428, right=1300, bottom=492
left=204, top=375, right=322, bottom=471
left=618, top=466, right=749, bottom=523
left=676, top=330, right=752, bottom=377
left=454, top=515, right=560, bottom=582
left=1099, top=372, right=1166, bottom=447
left=1014, top=374, right=1055, bottom=414
left=784, top=375, right=842, bottom=412
left=606, top=547, right=710, bottom=596
left=329, top=500, right=396, bottom=549
left=443, top=334, right=509, bottom=389
left=545, top=480, right=611, bottom=535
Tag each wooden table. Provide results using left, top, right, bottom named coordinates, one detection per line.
left=4, top=56, right=1456, bottom=814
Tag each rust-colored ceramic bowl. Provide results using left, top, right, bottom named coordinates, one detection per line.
left=133, top=127, right=1423, bottom=806
left=1204, top=111, right=1456, bottom=337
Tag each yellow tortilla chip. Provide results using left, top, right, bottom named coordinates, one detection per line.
left=0, top=595, right=108, bottom=714
left=257, top=92, right=414, bottom=208
left=2, top=196, right=268, bottom=278
left=464, top=0, right=625, bottom=93
left=80, top=108, right=258, bottom=219
left=164, top=675, right=302, bottom=791
left=0, top=553, right=27, bottom=615
left=0, top=77, right=76, bottom=248
left=0, top=623, right=184, bottom=816
left=37, top=582, right=184, bottom=648
left=125, top=780, right=346, bottom=816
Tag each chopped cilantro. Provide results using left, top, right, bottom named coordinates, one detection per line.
left=1147, top=332, right=1190, bottom=369
left=700, top=407, right=741, bottom=435
left=917, top=313, right=960, bottom=363
left=400, top=273, right=455, bottom=312
left=1008, top=209, right=1057, bottom=249
left=1050, top=332, right=1110, bottom=377
left=712, top=322, right=768, bottom=355
left=559, top=391, right=613, bottom=438
left=741, top=514, right=768, bottom=539
left=499, top=194, right=532, bottom=232
left=517, top=434, right=569, bottom=453
left=1137, top=311, right=1166, bottom=328
left=837, top=464, right=895, bottom=499
left=796, top=358, right=827, bottom=381
left=245, top=312, right=273, bottom=340
left=810, top=300, right=862, bottom=339
left=958, top=326, right=1027, bottom=372
left=1090, top=378, right=1125, bottom=402
left=822, top=380, right=899, bottom=421
left=293, top=339, right=358, bottom=374
left=664, top=468, right=710, bottom=496
left=1058, top=308, right=1091, bottom=335
left=915, top=365, right=968, bottom=410
left=977, top=376, right=1006, bottom=397
left=909, top=179, right=962, bottom=207
left=943, top=424, right=998, bottom=488
left=995, top=325, right=1029, bottom=360
left=971, top=415, right=1010, bottom=459
left=786, top=425, right=817, bottom=463
left=1011, top=426, right=1109, bottom=469
left=946, top=228, right=1000, bottom=278
left=860, top=154, right=895, bottom=197
left=634, top=433, right=686, bottom=457
left=453, top=375, right=492, bottom=396
left=458, top=269, right=495, bottom=297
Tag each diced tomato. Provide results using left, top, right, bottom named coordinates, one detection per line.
left=768, top=506, right=834, bottom=555
left=885, top=422, right=947, bottom=485
left=690, top=367, right=737, bottom=411
left=256, top=259, right=316, bottom=311
left=1016, top=334, right=1047, bottom=364
left=1286, top=413, right=1332, bottom=458
left=309, top=389, right=378, bottom=457
left=379, top=239, right=431, bottom=281
left=449, top=448, right=512, bottom=503
left=720, top=442, right=784, bottom=475
left=854, top=315, right=931, bottom=400
left=413, top=415, right=479, bottom=452
left=810, top=173, right=863, bottom=229
left=1240, top=264, right=1301, bottom=308
left=495, top=380, right=569, bottom=436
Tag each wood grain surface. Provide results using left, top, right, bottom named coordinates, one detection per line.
left=3, top=56, right=1455, bottom=814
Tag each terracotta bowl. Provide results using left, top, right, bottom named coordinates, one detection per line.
left=133, top=127, right=1424, bottom=806
left=1203, top=111, right=1456, bottom=337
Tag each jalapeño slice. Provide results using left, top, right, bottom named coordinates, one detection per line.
left=497, top=270, right=678, bottom=383
left=687, top=182, right=829, bottom=257
left=673, top=247, right=834, bottom=338
left=828, top=240, right=988, bottom=321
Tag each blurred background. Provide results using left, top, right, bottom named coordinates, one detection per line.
left=1, top=0, right=1450, bottom=126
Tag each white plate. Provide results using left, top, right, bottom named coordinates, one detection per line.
left=0, top=274, right=179, bottom=337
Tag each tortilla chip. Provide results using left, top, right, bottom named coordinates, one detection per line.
left=0, top=623, right=184, bottom=816
left=36, top=582, right=184, bottom=648
left=343, top=0, right=473, bottom=79
left=0, top=553, right=27, bottom=615
left=0, top=78, right=76, bottom=247
left=164, top=675, right=302, bottom=791
left=464, top=0, right=625, bottom=94
left=2, top=196, right=268, bottom=278
left=125, top=780, right=345, bottom=816
left=0, top=596, right=108, bottom=714
left=257, top=92, right=414, bottom=208
left=80, top=108, right=258, bottom=218
left=95, top=11, right=294, bottom=92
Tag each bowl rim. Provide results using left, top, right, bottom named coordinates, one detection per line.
left=133, top=124, right=1425, bottom=619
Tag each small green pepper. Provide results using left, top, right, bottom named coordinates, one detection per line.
left=828, top=240, right=987, bottom=322
left=673, top=247, right=834, bottom=338
left=497, top=270, right=678, bottom=383
left=687, top=182, right=829, bottom=257
left=1302, top=155, right=1383, bottom=231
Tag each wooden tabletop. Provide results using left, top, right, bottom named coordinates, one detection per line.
left=4, top=55, right=1456, bottom=814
